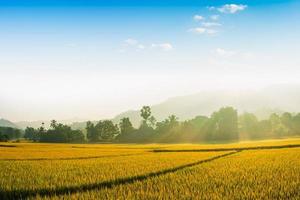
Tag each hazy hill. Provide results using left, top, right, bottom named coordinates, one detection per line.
left=15, top=119, right=87, bottom=130
left=113, top=85, right=300, bottom=127
left=15, top=121, right=50, bottom=130
left=0, top=118, right=18, bottom=128
left=10, top=85, right=300, bottom=129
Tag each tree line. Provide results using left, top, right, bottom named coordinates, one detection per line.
left=2, top=106, right=300, bottom=143
left=0, top=127, right=21, bottom=142
left=23, top=120, right=85, bottom=143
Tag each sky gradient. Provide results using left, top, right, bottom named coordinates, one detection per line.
left=1, top=0, right=300, bottom=121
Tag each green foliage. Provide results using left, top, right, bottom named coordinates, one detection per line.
left=155, top=115, right=180, bottom=142
left=117, top=106, right=300, bottom=143
left=292, top=113, right=300, bottom=134
left=140, top=106, right=151, bottom=121
left=148, top=116, right=157, bottom=128
left=0, top=131, right=9, bottom=142
left=239, top=113, right=260, bottom=139
left=86, top=121, right=98, bottom=142
left=119, top=118, right=135, bottom=135
left=24, top=127, right=39, bottom=141
left=95, top=120, right=119, bottom=140
left=86, top=120, right=119, bottom=142
left=19, top=106, right=300, bottom=144
left=0, top=126, right=22, bottom=141
left=22, top=121, right=85, bottom=143
left=39, top=121, right=85, bottom=143
left=204, top=107, right=238, bottom=141
left=140, top=106, right=152, bottom=126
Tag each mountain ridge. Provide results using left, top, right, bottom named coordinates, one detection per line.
left=0, top=118, right=18, bottom=128
left=4, top=84, right=300, bottom=129
left=112, top=85, right=300, bottom=127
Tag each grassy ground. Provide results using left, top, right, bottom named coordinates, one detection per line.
left=0, top=138, right=300, bottom=199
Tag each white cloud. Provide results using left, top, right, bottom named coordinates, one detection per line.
left=208, top=6, right=216, bottom=11
left=188, top=27, right=218, bottom=35
left=122, top=38, right=146, bottom=52
left=124, top=38, right=139, bottom=46
left=151, top=43, right=173, bottom=51
left=137, top=44, right=145, bottom=50
left=193, top=15, right=204, bottom=21
left=189, top=27, right=206, bottom=34
left=210, top=15, right=219, bottom=21
left=189, top=13, right=221, bottom=36
left=213, top=48, right=255, bottom=60
left=206, top=29, right=218, bottom=35
left=214, top=48, right=237, bottom=58
left=122, top=39, right=173, bottom=52
left=202, top=22, right=221, bottom=27
left=218, top=4, right=247, bottom=14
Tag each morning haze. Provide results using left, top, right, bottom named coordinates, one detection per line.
left=1, top=0, right=300, bottom=122
left=1, top=1, right=300, bottom=199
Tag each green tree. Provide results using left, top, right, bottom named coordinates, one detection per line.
left=281, top=112, right=293, bottom=135
left=148, top=116, right=157, bottom=128
left=40, top=121, right=85, bottom=143
left=86, top=121, right=98, bottom=142
left=24, top=127, right=37, bottom=141
left=119, top=117, right=134, bottom=135
left=257, top=120, right=272, bottom=138
left=0, top=131, right=9, bottom=142
left=155, top=115, right=180, bottom=142
left=292, top=113, right=300, bottom=135
left=207, top=107, right=238, bottom=141
left=0, top=127, right=21, bottom=140
left=116, top=117, right=137, bottom=142
left=140, top=106, right=151, bottom=125
left=95, top=120, right=119, bottom=141
left=68, top=130, right=85, bottom=142
left=50, top=120, right=57, bottom=129
left=269, top=113, right=288, bottom=137
left=239, top=112, right=260, bottom=139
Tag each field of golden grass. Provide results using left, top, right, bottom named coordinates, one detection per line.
left=0, top=138, right=300, bottom=199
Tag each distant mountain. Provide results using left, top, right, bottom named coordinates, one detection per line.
left=15, top=121, right=49, bottom=129
left=11, top=84, right=300, bottom=130
left=112, top=85, right=300, bottom=127
left=15, top=118, right=88, bottom=130
left=0, top=118, right=18, bottom=128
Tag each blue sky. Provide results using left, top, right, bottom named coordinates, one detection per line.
left=1, top=0, right=300, bottom=121
left=0, top=0, right=293, bottom=7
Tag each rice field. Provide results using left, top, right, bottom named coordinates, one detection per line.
left=0, top=138, right=300, bottom=199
